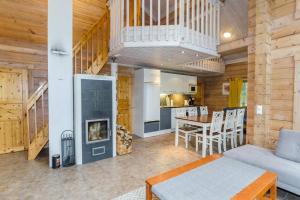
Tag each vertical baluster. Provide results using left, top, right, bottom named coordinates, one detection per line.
left=179, top=0, right=184, bottom=41
left=134, top=0, right=137, bottom=41
left=121, top=0, right=124, bottom=42
left=210, top=1, right=212, bottom=48
left=86, top=41, right=88, bottom=72
left=41, top=92, right=45, bottom=137
left=217, top=4, right=220, bottom=44
left=166, top=0, right=169, bottom=41
left=186, top=0, right=190, bottom=43
left=74, top=51, right=77, bottom=74
left=192, top=0, right=195, bottom=44
left=158, top=0, right=160, bottom=41
left=197, top=0, right=200, bottom=45
left=34, top=102, right=37, bottom=144
left=91, top=33, right=94, bottom=63
left=175, top=0, right=177, bottom=41
left=142, top=0, right=145, bottom=41
left=150, top=0, right=152, bottom=41
left=201, top=0, right=204, bottom=45
left=80, top=45, right=83, bottom=73
left=205, top=0, right=208, bottom=47
left=126, top=0, right=129, bottom=41
left=213, top=3, right=216, bottom=47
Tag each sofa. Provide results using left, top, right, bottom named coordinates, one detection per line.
left=224, top=129, right=300, bottom=196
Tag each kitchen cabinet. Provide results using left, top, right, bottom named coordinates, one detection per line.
left=144, top=121, right=160, bottom=133
left=160, top=72, right=197, bottom=94
left=160, top=108, right=171, bottom=130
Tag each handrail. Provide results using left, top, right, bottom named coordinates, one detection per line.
left=27, top=82, right=48, bottom=110
left=73, top=10, right=110, bottom=74
left=27, top=82, right=49, bottom=160
left=182, top=57, right=225, bottom=73
left=110, top=0, right=220, bottom=52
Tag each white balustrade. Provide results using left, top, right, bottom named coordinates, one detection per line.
left=182, top=57, right=225, bottom=73
left=109, top=0, right=220, bottom=54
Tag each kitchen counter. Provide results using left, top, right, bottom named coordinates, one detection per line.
left=160, top=105, right=201, bottom=108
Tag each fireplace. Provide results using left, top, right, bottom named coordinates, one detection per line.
left=74, top=74, right=116, bottom=165
left=86, top=118, right=110, bottom=144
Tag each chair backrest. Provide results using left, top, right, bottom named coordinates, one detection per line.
left=236, top=108, right=245, bottom=127
left=210, top=111, right=224, bottom=134
left=199, top=106, right=208, bottom=115
left=224, top=109, right=236, bottom=131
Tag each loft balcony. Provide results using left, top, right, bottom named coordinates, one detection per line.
left=109, top=0, right=222, bottom=73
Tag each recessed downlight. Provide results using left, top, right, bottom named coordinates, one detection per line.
left=181, top=50, right=185, bottom=54
left=223, top=32, right=231, bottom=38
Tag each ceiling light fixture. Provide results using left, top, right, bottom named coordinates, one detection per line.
left=223, top=32, right=231, bottom=38
left=196, top=54, right=199, bottom=57
left=181, top=50, right=185, bottom=54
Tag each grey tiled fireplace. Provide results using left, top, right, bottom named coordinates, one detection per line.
left=74, top=74, right=117, bottom=165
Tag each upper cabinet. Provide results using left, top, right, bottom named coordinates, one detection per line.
left=160, top=73, right=197, bottom=94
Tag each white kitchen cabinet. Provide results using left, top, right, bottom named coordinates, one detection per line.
left=160, top=72, right=197, bottom=94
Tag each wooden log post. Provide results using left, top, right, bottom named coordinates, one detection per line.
left=294, top=53, right=300, bottom=130
left=247, top=0, right=272, bottom=147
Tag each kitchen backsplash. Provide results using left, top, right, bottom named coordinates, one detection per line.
left=160, top=94, right=194, bottom=107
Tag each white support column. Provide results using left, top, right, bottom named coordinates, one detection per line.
left=111, top=62, right=119, bottom=77
left=48, top=0, right=73, bottom=167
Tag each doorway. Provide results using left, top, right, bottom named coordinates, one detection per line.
left=0, top=68, right=27, bottom=154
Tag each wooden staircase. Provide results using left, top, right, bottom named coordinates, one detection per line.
left=27, top=11, right=110, bottom=160
left=27, top=82, right=48, bottom=160
left=73, top=10, right=109, bottom=74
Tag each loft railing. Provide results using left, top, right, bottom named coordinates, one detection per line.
left=109, top=0, right=220, bottom=53
left=27, top=82, right=49, bottom=160
left=73, top=11, right=109, bottom=74
left=183, top=57, right=225, bottom=73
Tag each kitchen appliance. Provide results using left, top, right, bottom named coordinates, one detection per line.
left=144, top=83, right=160, bottom=122
left=189, top=84, right=197, bottom=93
left=184, top=100, right=189, bottom=106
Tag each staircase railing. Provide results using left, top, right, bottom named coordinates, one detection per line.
left=27, top=82, right=49, bottom=160
left=182, top=57, right=225, bottom=73
left=73, top=10, right=110, bottom=74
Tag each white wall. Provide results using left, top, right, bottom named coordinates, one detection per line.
left=48, top=0, right=73, bottom=167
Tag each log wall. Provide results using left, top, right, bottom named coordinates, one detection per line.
left=247, top=0, right=300, bottom=148
left=201, top=63, right=248, bottom=113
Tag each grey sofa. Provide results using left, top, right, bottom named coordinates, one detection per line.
left=224, top=144, right=300, bottom=195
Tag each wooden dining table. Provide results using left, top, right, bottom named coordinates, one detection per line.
left=175, top=115, right=213, bottom=157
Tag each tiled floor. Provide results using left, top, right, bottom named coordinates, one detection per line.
left=0, top=133, right=299, bottom=200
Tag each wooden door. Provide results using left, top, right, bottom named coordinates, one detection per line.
left=117, top=75, right=132, bottom=133
left=0, top=68, right=27, bottom=154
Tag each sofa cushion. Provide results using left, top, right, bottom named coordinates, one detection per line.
left=275, top=129, right=300, bottom=163
left=224, top=145, right=300, bottom=195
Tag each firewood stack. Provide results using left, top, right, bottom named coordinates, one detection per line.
left=116, top=125, right=133, bottom=155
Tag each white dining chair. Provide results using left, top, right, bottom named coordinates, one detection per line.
left=199, top=106, right=208, bottom=115
left=178, top=109, right=199, bottom=149
left=235, top=108, right=245, bottom=146
left=222, top=109, right=236, bottom=151
left=197, top=111, right=224, bottom=155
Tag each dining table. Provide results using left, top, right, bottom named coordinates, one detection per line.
left=175, top=115, right=212, bottom=157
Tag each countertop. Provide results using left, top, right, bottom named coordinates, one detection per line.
left=160, top=105, right=202, bottom=108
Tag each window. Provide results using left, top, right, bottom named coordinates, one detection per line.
left=240, top=81, right=247, bottom=107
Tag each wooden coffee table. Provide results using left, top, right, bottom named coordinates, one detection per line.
left=146, top=154, right=277, bottom=200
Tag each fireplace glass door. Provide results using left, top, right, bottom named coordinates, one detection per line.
left=86, top=118, right=110, bottom=144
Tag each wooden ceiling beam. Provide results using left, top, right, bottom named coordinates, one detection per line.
left=217, top=36, right=254, bottom=54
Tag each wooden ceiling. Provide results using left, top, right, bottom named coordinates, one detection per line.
left=0, top=0, right=106, bottom=69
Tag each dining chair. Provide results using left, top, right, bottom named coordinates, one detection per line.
left=199, top=106, right=208, bottom=115
left=222, top=109, right=237, bottom=151
left=197, top=111, right=224, bottom=155
left=235, top=108, right=245, bottom=146
left=178, top=109, right=199, bottom=149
